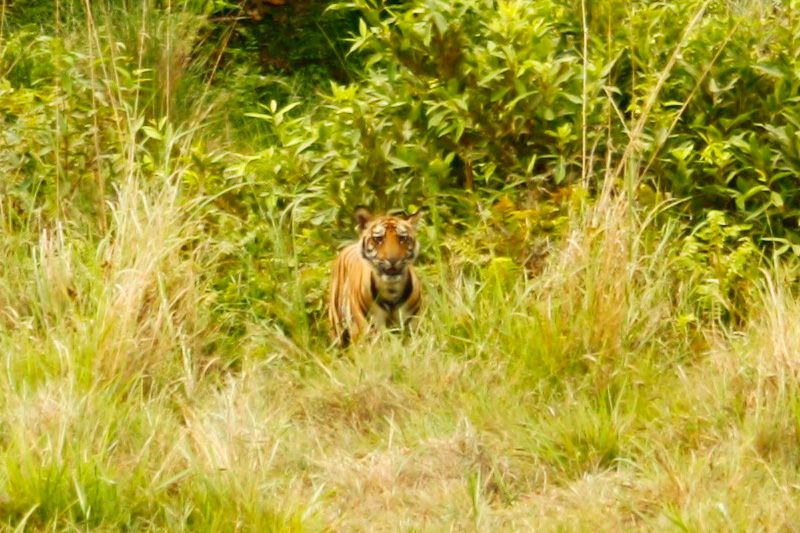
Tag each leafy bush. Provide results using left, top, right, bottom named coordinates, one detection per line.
left=13, top=0, right=800, bottom=252
left=226, top=0, right=800, bottom=249
left=644, top=2, right=800, bottom=245
left=5, top=0, right=800, bottom=345
left=676, top=210, right=761, bottom=324
left=170, top=0, right=800, bottom=340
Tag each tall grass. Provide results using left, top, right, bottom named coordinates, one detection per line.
left=2, top=1, right=800, bottom=532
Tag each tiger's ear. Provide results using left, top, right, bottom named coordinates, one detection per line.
left=404, top=206, right=428, bottom=229
left=354, top=206, right=374, bottom=232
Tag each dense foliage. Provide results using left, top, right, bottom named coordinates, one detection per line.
left=3, top=0, right=800, bottom=530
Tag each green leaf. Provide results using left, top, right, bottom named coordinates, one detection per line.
left=432, top=11, right=448, bottom=35
left=142, top=126, right=162, bottom=141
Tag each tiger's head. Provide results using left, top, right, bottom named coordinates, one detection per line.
left=355, top=206, right=426, bottom=282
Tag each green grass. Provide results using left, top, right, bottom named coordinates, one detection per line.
left=3, top=183, right=800, bottom=530
left=2, top=1, right=800, bottom=531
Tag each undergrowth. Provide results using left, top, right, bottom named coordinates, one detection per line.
left=1, top=0, right=800, bottom=531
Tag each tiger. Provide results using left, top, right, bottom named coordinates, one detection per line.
left=328, top=206, right=427, bottom=346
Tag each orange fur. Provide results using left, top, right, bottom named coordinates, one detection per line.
left=328, top=207, right=425, bottom=346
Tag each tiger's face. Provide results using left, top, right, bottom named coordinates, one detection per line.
left=355, top=206, right=426, bottom=282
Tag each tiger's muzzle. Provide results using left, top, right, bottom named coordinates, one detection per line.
left=381, top=265, right=403, bottom=276
left=377, top=258, right=407, bottom=275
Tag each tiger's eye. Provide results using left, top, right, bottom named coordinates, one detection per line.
left=373, top=235, right=383, bottom=244
left=399, top=235, right=409, bottom=244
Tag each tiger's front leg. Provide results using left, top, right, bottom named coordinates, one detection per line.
left=341, top=304, right=370, bottom=347
left=346, top=304, right=387, bottom=346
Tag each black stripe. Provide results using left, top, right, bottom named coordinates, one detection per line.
left=370, top=276, right=379, bottom=302
left=361, top=238, right=371, bottom=261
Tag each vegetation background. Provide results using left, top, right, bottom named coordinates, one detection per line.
left=1, top=0, right=800, bottom=530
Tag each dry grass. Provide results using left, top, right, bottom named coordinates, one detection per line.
left=4, top=176, right=800, bottom=530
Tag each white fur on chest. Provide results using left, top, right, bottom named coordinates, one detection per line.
left=370, top=272, right=412, bottom=328
left=377, top=274, right=406, bottom=299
